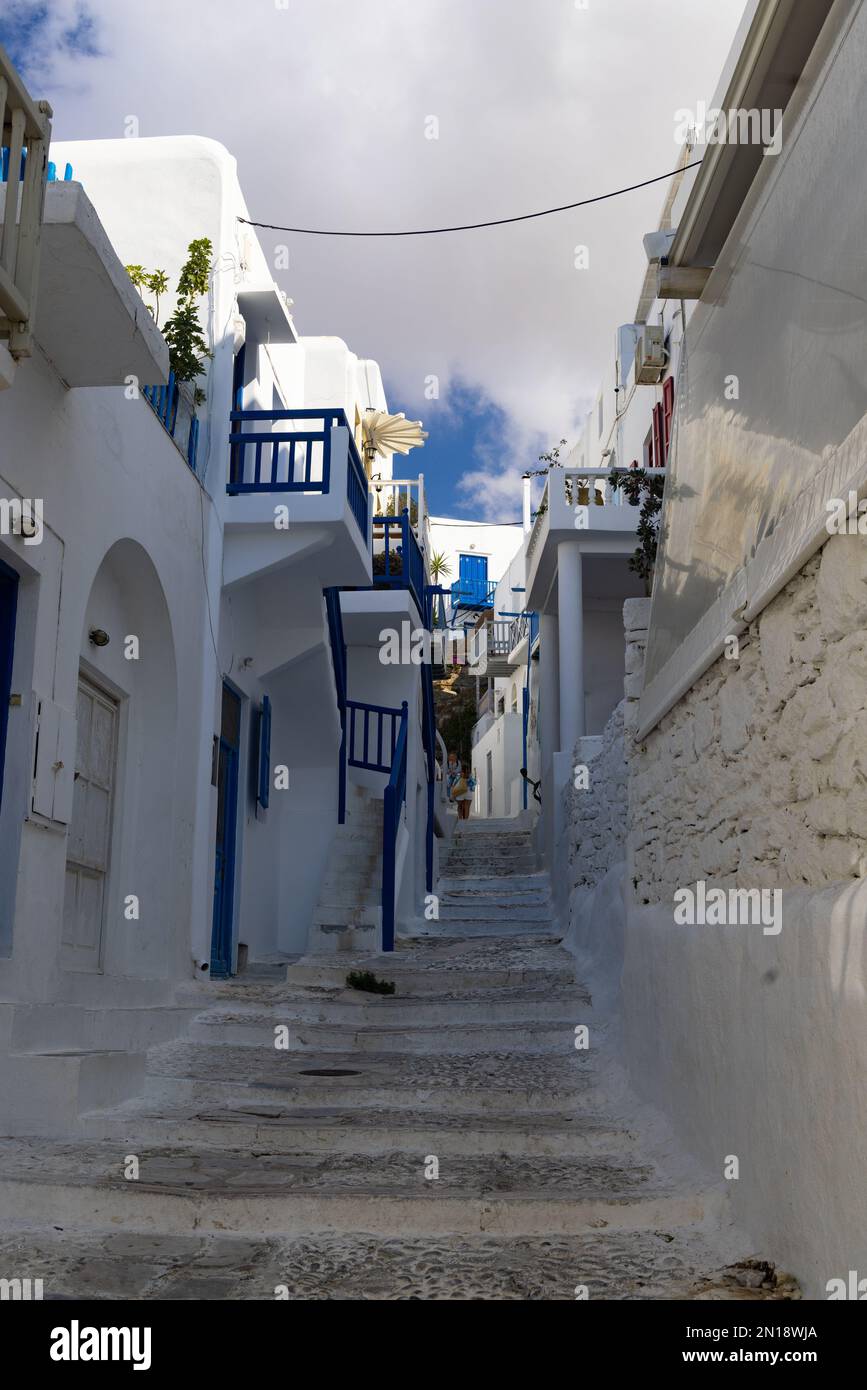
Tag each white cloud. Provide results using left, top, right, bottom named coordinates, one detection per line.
left=9, top=0, right=746, bottom=514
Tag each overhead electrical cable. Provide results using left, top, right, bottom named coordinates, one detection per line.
left=238, top=159, right=702, bottom=238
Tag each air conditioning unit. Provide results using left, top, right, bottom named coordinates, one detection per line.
left=634, top=325, right=666, bottom=384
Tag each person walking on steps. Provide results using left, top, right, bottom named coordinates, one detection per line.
left=449, top=758, right=476, bottom=820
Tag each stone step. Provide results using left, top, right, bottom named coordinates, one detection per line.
left=143, top=1043, right=600, bottom=1114
left=284, top=960, right=577, bottom=994
left=445, top=858, right=539, bottom=875
left=0, top=1226, right=789, bottom=1301
left=437, top=874, right=550, bottom=895
left=186, top=1015, right=578, bottom=1054
left=415, top=923, right=560, bottom=941
left=0, top=1050, right=146, bottom=1137
left=437, top=902, right=554, bottom=922
left=438, top=889, right=551, bottom=908
left=0, top=1137, right=729, bottom=1238
left=82, top=1101, right=629, bottom=1158
left=185, top=989, right=589, bottom=1027
left=315, top=886, right=381, bottom=908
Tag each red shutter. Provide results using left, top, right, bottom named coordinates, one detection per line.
left=651, top=403, right=664, bottom=471
left=662, top=376, right=675, bottom=458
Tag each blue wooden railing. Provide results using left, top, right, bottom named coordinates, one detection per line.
left=324, top=587, right=348, bottom=823
left=342, top=696, right=409, bottom=953
left=382, top=701, right=409, bottom=952
left=346, top=699, right=404, bottom=774
left=1, top=149, right=73, bottom=182
left=450, top=577, right=497, bottom=610
left=142, top=373, right=200, bottom=473
left=228, top=406, right=369, bottom=542
left=421, top=652, right=436, bottom=892
left=373, top=510, right=425, bottom=616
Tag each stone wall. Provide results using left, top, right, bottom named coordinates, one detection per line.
left=631, top=536, right=867, bottom=905
left=562, top=598, right=650, bottom=892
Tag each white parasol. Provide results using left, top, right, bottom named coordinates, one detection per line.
left=362, top=410, right=428, bottom=462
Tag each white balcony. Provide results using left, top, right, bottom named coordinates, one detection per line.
left=0, top=44, right=51, bottom=362
left=0, top=179, right=169, bottom=387
left=222, top=409, right=372, bottom=590
left=525, top=465, right=665, bottom=613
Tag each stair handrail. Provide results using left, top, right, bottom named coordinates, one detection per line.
left=324, top=587, right=348, bottom=822
left=382, top=700, right=409, bottom=952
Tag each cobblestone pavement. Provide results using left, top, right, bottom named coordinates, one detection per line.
left=0, top=823, right=799, bottom=1299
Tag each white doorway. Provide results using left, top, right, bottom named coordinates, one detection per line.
left=61, top=674, right=119, bottom=972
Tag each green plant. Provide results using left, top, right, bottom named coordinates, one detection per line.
left=429, top=551, right=451, bottom=583
left=373, top=551, right=403, bottom=576
left=125, top=265, right=170, bottom=325
left=527, top=439, right=568, bottom=520
left=126, top=238, right=214, bottom=402
left=608, top=465, right=665, bottom=594
left=346, top=970, right=395, bottom=995
left=385, top=496, right=419, bottom=525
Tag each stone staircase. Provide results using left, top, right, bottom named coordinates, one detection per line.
left=308, top=784, right=382, bottom=954
left=0, top=819, right=796, bottom=1299
left=428, top=819, right=556, bottom=938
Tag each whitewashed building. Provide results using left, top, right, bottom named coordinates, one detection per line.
left=0, top=76, right=447, bottom=1129
left=558, top=0, right=867, bottom=1298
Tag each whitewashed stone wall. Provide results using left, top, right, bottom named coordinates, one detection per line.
left=631, top=538, right=867, bottom=905
left=562, top=598, right=650, bottom=891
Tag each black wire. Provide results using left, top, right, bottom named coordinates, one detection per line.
left=238, top=159, right=702, bottom=238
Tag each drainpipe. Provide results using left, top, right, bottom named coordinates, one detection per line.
left=522, top=474, right=532, bottom=533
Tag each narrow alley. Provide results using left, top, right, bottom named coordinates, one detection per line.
left=0, top=821, right=794, bottom=1300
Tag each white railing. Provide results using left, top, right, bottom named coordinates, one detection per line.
left=0, top=46, right=52, bottom=359
left=562, top=465, right=667, bottom=506
left=525, top=476, right=549, bottom=563
left=371, top=474, right=426, bottom=528
left=371, top=473, right=431, bottom=565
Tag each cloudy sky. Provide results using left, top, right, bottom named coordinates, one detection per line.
left=2, top=0, right=745, bottom=518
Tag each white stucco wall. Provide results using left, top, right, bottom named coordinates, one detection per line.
left=564, top=562, right=867, bottom=1298
left=428, top=517, right=523, bottom=616
left=0, top=331, right=216, bottom=1004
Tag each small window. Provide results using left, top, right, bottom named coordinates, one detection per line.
left=643, top=429, right=653, bottom=470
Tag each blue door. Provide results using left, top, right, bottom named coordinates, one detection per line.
left=458, top=553, right=488, bottom=605
left=211, top=682, right=241, bottom=977
left=0, top=559, right=19, bottom=815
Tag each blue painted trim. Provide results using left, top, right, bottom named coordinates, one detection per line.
left=257, top=695, right=271, bottom=810
left=0, top=558, right=19, bottom=818
left=372, top=511, right=425, bottom=618
left=381, top=701, right=408, bottom=953
left=324, top=587, right=348, bottom=824
left=211, top=683, right=242, bottom=978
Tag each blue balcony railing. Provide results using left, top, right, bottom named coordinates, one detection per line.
left=450, top=577, right=496, bottom=610
left=228, top=407, right=368, bottom=541
left=142, top=372, right=200, bottom=473
left=1, top=148, right=73, bottom=183
left=372, top=510, right=425, bottom=617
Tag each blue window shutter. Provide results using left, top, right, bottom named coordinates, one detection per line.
left=257, top=695, right=272, bottom=810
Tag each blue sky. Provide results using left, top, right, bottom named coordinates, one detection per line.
left=412, top=384, right=533, bottom=522
left=1, top=0, right=746, bottom=519
left=1, top=2, right=99, bottom=70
